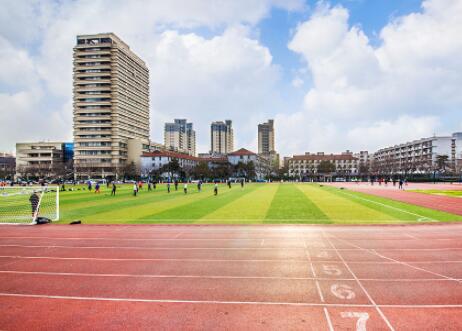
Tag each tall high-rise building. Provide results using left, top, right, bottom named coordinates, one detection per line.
left=210, top=120, right=234, bottom=154
left=258, top=119, right=275, bottom=154
left=73, top=33, right=150, bottom=178
left=164, top=119, right=196, bottom=156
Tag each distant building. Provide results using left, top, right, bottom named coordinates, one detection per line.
left=16, top=142, right=72, bottom=178
left=257, top=119, right=279, bottom=169
left=211, top=120, right=234, bottom=155
left=258, top=119, right=275, bottom=154
left=373, top=132, right=462, bottom=174
left=140, top=150, right=198, bottom=176
left=288, top=151, right=359, bottom=178
left=73, top=33, right=150, bottom=178
left=164, top=119, right=196, bottom=156
left=227, top=148, right=271, bottom=180
left=0, top=153, right=15, bottom=178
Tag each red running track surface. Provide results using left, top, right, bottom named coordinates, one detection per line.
left=0, top=224, right=462, bottom=330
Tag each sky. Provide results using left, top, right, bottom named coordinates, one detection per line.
left=1, top=0, right=461, bottom=156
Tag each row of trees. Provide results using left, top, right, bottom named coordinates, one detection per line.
left=140, top=159, right=257, bottom=182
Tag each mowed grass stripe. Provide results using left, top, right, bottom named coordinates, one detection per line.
left=201, top=183, right=279, bottom=221
left=297, top=184, right=398, bottom=223
left=60, top=186, right=190, bottom=222
left=134, top=184, right=259, bottom=222
left=265, top=183, right=330, bottom=223
left=326, top=186, right=462, bottom=222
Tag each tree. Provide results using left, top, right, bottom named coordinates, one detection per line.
left=192, top=161, right=211, bottom=180
left=122, top=161, right=139, bottom=180
left=436, top=154, right=449, bottom=172
left=317, top=161, right=336, bottom=174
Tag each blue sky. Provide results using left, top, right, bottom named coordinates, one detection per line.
left=0, top=0, right=461, bottom=156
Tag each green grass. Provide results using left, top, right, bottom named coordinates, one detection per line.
left=17, top=183, right=462, bottom=224
left=409, top=189, right=462, bottom=197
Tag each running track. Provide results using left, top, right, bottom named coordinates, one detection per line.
left=0, top=224, right=462, bottom=330
left=327, top=182, right=462, bottom=216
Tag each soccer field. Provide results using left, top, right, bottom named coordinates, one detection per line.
left=57, top=183, right=462, bottom=224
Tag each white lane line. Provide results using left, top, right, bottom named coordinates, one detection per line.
left=405, top=234, right=419, bottom=239
left=1, top=292, right=462, bottom=308
left=304, top=240, right=325, bottom=303
left=324, top=232, right=396, bottom=331
left=173, top=232, right=183, bottom=239
left=0, top=270, right=456, bottom=282
left=1, top=255, right=460, bottom=264
left=336, top=190, right=435, bottom=222
left=1, top=244, right=461, bottom=251
left=333, top=237, right=462, bottom=284
left=324, top=307, right=335, bottom=331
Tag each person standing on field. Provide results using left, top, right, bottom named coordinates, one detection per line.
left=95, top=183, right=100, bottom=194
left=167, top=182, right=171, bottom=193
left=133, top=183, right=138, bottom=196
left=111, top=183, right=116, bottom=196
left=29, top=192, right=40, bottom=217
left=148, top=182, right=152, bottom=191
left=184, top=183, right=188, bottom=194
left=214, top=183, right=218, bottom=196
left=174, top=180, right=178, bottom=191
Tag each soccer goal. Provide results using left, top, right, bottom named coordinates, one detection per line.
left=0, top=186, right=59, bottom=225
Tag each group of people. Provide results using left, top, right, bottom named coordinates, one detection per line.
left=79, top=178, right=247, bottom=197
left=369, top=177, right=407, bottom=189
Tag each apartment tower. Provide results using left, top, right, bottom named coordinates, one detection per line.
left=73, top=33, right=149, bottom=178
left=164, top=119, right=196, bottom=156
left=210, top=120, right=234, bottom=155
left=258, top=119, right=275, bottom=154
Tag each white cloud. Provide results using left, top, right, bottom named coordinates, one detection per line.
left=0, top=0, right=302, bottom=152
left=281, top=0, right=462, bottom=155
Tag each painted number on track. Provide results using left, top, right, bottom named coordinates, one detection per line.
left=331, top=284, right=356, bottom=300
left=322, top=265, right=342, bottom=276
left=341, top=312, right=369, bottom=331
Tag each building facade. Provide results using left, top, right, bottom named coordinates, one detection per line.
left=258, top=119, right=279, bottom=169
left=15, top=142, right=73, bottom=178
left=227, top=148, right=271, bottom=180
left=288, top=152, right=359, bottom=178
left=73, top=33, right=150, bottom=179
left=0, top=153, right=15, bottom=178
left=140, top=150, right=198, bottom=176
left=258, top=119, right=275, bottom=154
left=164, top=119, right=196, bottom=156
left=211, top=120, right=234, bottom=155
left=372, top=132, right=462, bottom=174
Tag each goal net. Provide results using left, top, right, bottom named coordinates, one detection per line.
left=0, top=186, right=59, bottom=224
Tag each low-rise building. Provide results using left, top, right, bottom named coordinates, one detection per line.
left=373, top=132, right=462, bottom=174
left=16, top=142, right=74, bottom=178
left=288, top=151, right=359, bottom=178
left=227, top=148, right=271, bottom=180
left=0, top=153, right=16, bottom=178
left=140, top=150, right=198, bottom=176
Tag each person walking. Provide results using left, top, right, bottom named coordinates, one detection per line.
left=174, top=180, right=178, bottom=191
left=29, top=191, right=40, bottom=218
left=197, top=181, right=202, bottom=192
left=133, top=183, right=138, bottom=196
left=399, top=179, right=403, bottom=190
left=167, top=182, right=171, bottom=193
left=95, top=182, right=100, bottom=194
left=227, top=180, right=232, bottom=189
left=240, top=179, right=244, bottom=189
left=111, top=183, right=117, bottom=196
left=184, top=183, right=188, bottom=194
left=214, top=183, right=218, bottom=196
left=148, top=182, right=152, bottom=191
left=153, top=181, right=157, bottom=190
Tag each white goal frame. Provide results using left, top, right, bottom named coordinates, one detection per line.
left=0, top=186, right=60, bottom=225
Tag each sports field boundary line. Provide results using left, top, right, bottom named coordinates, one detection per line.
left=1, top=244, right=462, bottom=251
left=1, top=292, right=462, bottom=309
left=1, top=255, right=461, bottom=264
left=0, top=270, right=458, bottom=282
left=334, top=189, right=436, bottom=222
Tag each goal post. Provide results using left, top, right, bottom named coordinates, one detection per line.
left=0, top=186, right=60, bottom=225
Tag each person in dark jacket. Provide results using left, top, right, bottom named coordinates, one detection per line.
left=29, top=192, right=40, bottom=217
